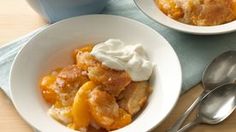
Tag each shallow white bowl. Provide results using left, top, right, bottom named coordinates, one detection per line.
left=134, top=0, right=236, bottom=35
left=10, top=15, right=182, bottom=132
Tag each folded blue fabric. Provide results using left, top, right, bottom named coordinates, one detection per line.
left=0, top=26, right=48, bottom=96
left=1, top=0, right=236, bottom=97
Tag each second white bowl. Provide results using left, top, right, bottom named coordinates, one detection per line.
left=134, top=0, right=236, bottom=35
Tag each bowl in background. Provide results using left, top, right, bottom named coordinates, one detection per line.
left=10, top=15, right=182, bottom=132
left=134, top=0, right=236, bottom=35
left=26, top=0, right=109, bottom=23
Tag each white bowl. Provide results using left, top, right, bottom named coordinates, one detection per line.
left=134, top=0, right=236, bottom=35
left=10, top=15, right=182, bottom=132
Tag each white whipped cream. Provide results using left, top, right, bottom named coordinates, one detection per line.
left=91, top=39, right=154, bottom=81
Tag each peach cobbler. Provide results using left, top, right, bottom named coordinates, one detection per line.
left=156, top=0, right=236, bottom=26
left=40, top=39, right=153, bottom=131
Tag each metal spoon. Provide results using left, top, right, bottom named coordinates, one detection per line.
left=169, top=51, right=236, bottom=132
left=177, top=83, right=236, bottom=132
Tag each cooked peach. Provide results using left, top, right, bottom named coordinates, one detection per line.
left=76, top=51, right=100, bottom=71
left=88, top=88, right=119, bottom=130
left=73, top=44, right=94, bottom=62
left=190, top=0, right=236, bottom=26
left=48, top=105, right=72, bottom=125
left=41, top=75, right=56, bottom=87
left=78, top=44, right=94, bottom=53
left=57, top=65, right=88, bottom=85
left=40, top=75, right=57, bottom=104
left=88, top=65, right=131, bottom=96
left=41, top=87, right=57, bottom=104
left=156, top=0, right=236, bottom=26
left=52, top=65, right=89, bottom=106
left=56, top=65, right=89, bottom=92
left=118, top=81, right=150, bottom=115
left=109, top=108, right=132, bottom=130
left=72, top=81, right=97, bottom=130
left=156, top=0, right=183, bottom=19
left=88, top=88, right=132, bottom=130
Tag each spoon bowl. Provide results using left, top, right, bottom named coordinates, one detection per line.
left=199, top=84, right=236, bottom=124
left=178, top=83, right=236, bottom=132
left=203, top=51, right=236, bottom=90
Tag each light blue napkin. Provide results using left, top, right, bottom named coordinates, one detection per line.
left=1, top=0, right=236, bottom=97
left=0, top=26, right=48, bottom=96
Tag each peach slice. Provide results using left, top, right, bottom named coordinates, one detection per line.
left=72, top=81, right=96, bottom=130
left=110, top=108, right=132, bottom=130
left=88, top=88, right=132, bottom=130
left=40, top=75, right=57, bottom=104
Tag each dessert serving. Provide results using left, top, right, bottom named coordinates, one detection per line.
left=10, top=15, right=182, bottom=132
left=40, top=39, right=154, bottom=131
left=156, top=0, right=236, bottom=26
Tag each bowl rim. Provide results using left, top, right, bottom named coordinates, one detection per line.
left=9, top=14, right=182, bottom=132
left=134, top=0, right=236, bottom=35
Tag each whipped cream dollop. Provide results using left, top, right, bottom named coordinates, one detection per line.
left=91, top=39, right=154, bottom=81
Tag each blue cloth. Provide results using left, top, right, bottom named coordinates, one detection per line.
left=0, top=26, right=48, bottom=96
left=1, top=0, right=236, bottom=97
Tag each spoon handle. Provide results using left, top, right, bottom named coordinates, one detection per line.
left=168, top=93, right=205, bottom=132
left=177, top=118, right=201, bottom=132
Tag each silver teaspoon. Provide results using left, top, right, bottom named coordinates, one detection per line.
left=177, top=83, right=236, bottom=132
left=169, top=51, right=236, bottom=132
